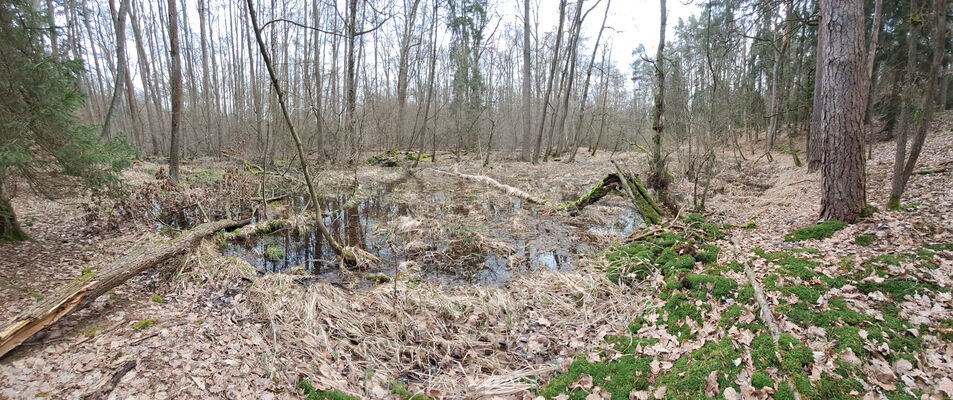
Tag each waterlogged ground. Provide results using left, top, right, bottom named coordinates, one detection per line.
left=222, top=167, right=642, bottom=287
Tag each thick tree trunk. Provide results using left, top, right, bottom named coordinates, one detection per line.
left=817, top=0, right=867, bottom=222
left=167, top=0, right=182, bottom=181
left=0, top=219, right=248, bottom=358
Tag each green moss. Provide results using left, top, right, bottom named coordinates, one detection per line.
left=539, top=355, right=653, bottom=399
left=777, top=334, right=813, bottom=374
left=300, top=380, right=360, bottom=400
left=751, top=333, right=779, bottom=370
left=389, top=379, right=430, bottom=400
left=858, top=279, right=939, bottom=302
left=653, top=337, right=744, bottom=399
left=855, top=234, right=876, bottom=246
left=662, top=293, right=702, bottom=340
left=133, top=319, right=157, bottom=330
left=783, top=221, right=848, bottom=242
left=84, top=325, right=104, bottom=338
left=0, top=279, right=44, bottom=301
left=751, top=371, right=773, bottom=390
left=860, top=204, right=879, bottom=218
left=263, top=246, right=285, bottom=261
left=694, top=244, right=720, bottom=264
left=682, top=274, right=737, bottom=299
left=742, top=222, right=758, bottom=230
left=151, top=294, right=163, bottom=303
left=785, top=285, right=821, bottom=304
left=256, top=220, right=285, bottom=234
left=682, top=213, right=706, bottom=224
left=607, top=336, right=660, bottom=354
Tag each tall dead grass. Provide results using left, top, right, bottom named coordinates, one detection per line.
left=243, top=257, right=649, bottom=398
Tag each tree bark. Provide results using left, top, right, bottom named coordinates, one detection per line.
left=817, top=0, right=867, bottom=222
left=167, top=0, right=182, bottom=181
left=807, top=1, right=827, bottom=172
left=0, top=219, right=248, bottom=358
left=767, top=0, right=793, bottom=149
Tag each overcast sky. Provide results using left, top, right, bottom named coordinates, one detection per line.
left=523, top=0, right=702, bottom=75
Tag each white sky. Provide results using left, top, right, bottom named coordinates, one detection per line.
left=528, top=0, right=702, bottom=75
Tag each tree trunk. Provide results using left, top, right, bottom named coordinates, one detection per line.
left=531, top=0, right=566, bottom=164
left=817, top=0, right=867, bottom=222
left=888, top=0, right=946, bottom=210
left=767, top=0, right=793, bottom=149
left=396, top=0, right=422, bottom=150
left=520, top=0, right=532, bottom=161
left=0, top=180, right=29, bottom=242
left=100, top=0, right=131, bottom=140
left=168, top=0, right=182, bottom=181
left=649, top=0, right=669, bottom=198
left=807, top=1, right=828, bottom=172
left=0, top=219, right=248, bottom=358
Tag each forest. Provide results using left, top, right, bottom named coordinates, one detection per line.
left=1, top=0, right=953, bottom=398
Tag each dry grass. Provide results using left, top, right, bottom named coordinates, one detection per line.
left=240, top=257, right=649, bottom=398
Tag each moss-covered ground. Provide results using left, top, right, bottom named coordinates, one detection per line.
left=539, top=214, right=952, bottom=399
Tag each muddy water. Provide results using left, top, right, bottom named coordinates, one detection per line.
left=223, top=178, right=644, bottom=287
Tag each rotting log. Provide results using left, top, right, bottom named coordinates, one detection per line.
left=0, top=219, right=248, bottom=358
left=558, top=174, right=622, bottom=213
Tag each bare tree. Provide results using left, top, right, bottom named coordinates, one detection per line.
left=532, top=0, right=566, bottom=164
left=520, top=0, right=532, bottom=161
left=167, top=0, right=182, bottom=181
left=100, top=0, right=130, bottom=139
left=888, top=0, right=946, bottom=210
left=245, top=0, right=356, bottom=264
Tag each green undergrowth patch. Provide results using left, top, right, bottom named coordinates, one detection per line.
left=388, top=379, right=431, bottom=400
left=855, top=233, right=876, bottom=246
left=783, top=221, right=847, bottom=242
left=299, top=380, right=359, bottom=400
left=607, top=215, right=724, bottom=285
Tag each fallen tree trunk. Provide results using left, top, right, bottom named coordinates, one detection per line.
left=0, top=219, right=248, bottom=358
left=435, top=167, right=663, bottom=225
left=432, top=169, right=550, bottom=205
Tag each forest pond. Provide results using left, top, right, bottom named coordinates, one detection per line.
left=222, top=179, right=644, bottom=287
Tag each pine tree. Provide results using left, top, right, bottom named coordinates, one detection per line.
left=0, top=0, right=134, bottom=241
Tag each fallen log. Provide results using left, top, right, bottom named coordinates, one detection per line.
left=431, top=169, right=549, bottom=205
left=0, top=219, right=249, bottom=358
left=434, top=167, right=664, bottom=225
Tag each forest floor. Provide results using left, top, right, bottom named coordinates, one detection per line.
left=1, top=115, right=952, bottom=399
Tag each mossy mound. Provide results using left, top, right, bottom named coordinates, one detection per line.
left=783, top=221, right=847, bottom=242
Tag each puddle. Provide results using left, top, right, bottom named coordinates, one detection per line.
left=222, top=177, right=645, bottom=287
